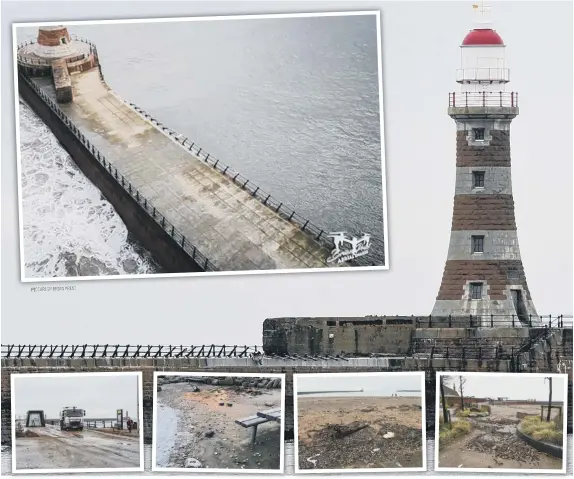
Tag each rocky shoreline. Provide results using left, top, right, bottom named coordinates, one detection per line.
left=157, top=375, right=282, bottom=390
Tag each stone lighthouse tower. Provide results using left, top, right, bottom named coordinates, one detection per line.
left=432, top=4, right=539, bottom=326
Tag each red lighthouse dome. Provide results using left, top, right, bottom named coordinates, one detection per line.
left=462, top=28, right=504, bottom=46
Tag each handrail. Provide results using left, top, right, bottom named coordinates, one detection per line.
left=125, top=101, right=386, bottom=267
left=449, top=91, right=519, bottom=108
left=19, top=73, right=219, bottom=272
left=415, top=314, right=572, bottom=328
left=16, top=36, right=98, bottom=67
left=456, top=68, right=510, bottom=82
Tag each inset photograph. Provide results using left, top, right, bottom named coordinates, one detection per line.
left=14, top=12, right=387, bottom=281
left=152, top=373, right=284, bottom=473
left=436, top=372, right=567, bottom=473
left=294, top=372, right=425, bottom=473
left=11, top=372, right=144, bottom=474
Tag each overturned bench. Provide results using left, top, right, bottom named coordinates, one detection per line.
left=235, top=408, right=281, bottom=444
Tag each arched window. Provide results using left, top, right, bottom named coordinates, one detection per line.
left=60, top=37, right=67, bottom=45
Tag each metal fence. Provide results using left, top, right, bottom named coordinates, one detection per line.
left=1, top=344, right=263, bottom=359
left=16, top=36, right=97, bottom=67
left=415, top=314, right=572, bottom=328
left=19, top=73, right=218, bottom=272
left=125, top=101, right=386, bottom=268
left=449, top=91, right=519, bottom=108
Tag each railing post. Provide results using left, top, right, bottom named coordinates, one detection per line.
left=482, top=91, right=486, bottom=107
left=512, top=315, right=515, bottom=327
left=490, top=314, right=494, bottom=327
left=428, top=315, right=432, bottom=328
left=448, top=314, right=452, bottom=327
left=529, top=315, right=532, bottom=327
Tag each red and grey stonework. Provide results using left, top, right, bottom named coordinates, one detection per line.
left=16, top=26, right=98, bottom=102
left=432, top=103, right=539, bottom=325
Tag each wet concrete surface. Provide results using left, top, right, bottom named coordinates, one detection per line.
left=14, top=424, right=141, bottom=471
left=33, top=71, right=335, bottom=272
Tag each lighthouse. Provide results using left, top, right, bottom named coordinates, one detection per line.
left=432, top=4, right=540, bottom=326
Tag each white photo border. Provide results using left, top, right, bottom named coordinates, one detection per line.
left=12, top=11, right=389, bottom=283
left=434, top=371, right=568, bottom=474
left=293, top=371, right=427, bottom=474
left=151, top=371, right=286, bottom=473
left=10, top=371, right=145, bottom=474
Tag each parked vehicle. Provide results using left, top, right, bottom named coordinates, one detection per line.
left=60, top=406, right=85, bottom=431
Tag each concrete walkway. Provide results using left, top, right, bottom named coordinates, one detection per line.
left=35, top=69, right=334, bottom=271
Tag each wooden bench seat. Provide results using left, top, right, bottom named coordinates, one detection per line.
left=235, top=415, right=271, bottom=444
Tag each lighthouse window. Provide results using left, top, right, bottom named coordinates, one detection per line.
left=472, top=128, right=485, bottom=141
left=470, top=283, right=483, bottom=300
left=472, top=171, right=485, bottom=188
left=472, top=235, right=484, bottom=253
left=60, top=37, right=68, bottom=45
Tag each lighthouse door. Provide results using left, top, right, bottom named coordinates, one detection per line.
left=511, top=290, right=529, bottom=325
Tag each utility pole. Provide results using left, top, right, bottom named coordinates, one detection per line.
left=440, top=376, right=450, bottom=426
left=545, top=377, right=553, bottom=422
left=459, top=376, right=466, bottom=411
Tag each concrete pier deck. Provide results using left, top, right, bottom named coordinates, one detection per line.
left=34, top=69, right=334, bottom=271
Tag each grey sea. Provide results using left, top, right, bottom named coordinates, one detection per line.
left=16, top=15, right=385, bottom=277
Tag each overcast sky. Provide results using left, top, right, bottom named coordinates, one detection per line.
left=443, top=374, right=567, bottom=402
left=13, top=374, right=140, bottom=419
left=1, top=1, right=572, bottom=345
left=297, top=373, right=421, bottom=396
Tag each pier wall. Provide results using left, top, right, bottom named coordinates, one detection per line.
left=18, top=74, right=204, bottom=274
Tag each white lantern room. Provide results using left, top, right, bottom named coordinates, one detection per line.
left=457, top=4, right=509, bottom=93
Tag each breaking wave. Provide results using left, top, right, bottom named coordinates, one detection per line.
left=19, top=100, right=158, bottom=278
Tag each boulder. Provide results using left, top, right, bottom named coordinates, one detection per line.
left=184, top=458, right=202, bottom=468
left=219, top=377, right=234, bottom=386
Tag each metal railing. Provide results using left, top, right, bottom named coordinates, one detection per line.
left=1, top=344, right=262, bottom=359
left=20, top=73, right=218, bottom=272
left=16, top=37, right=98, bottom=67
left=415, top=314, right=572, bottom=328
left=125, top=101, right=386, bottom=267
left=449, top=91, right=519, bottom=108
left=456, top=68, right=510, bottom=82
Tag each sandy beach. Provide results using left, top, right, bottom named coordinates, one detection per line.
left=297, top=395, right=423, bottom=470
left=156, top=378, right=282, bottom=470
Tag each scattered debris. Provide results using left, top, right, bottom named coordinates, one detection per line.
left=382, top=432, right=395, bottom=439
left=307, top=454, right=320, bottom=466
left=227, top=403, right=233, bottom=407
left=184, top=458, right=202, bottom=468
left=205, top=431, right=215, bottom=438
left=372, top=448, right=380, bottom=453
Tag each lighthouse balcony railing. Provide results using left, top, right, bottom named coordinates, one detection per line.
left=456, top=68, right=510, bottom=83
left=449, top=91, right=518, bottom=108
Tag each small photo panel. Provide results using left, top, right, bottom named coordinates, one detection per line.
left=11, top=372, right=144, bottom=474
left=152, top=372, right=285, bottom=473
left=435, top=372, right=568, bottom=474
left=294, top=371, right=426, bottom=473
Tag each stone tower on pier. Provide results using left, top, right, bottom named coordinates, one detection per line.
left=432, top=5, right=539, bottom=326
left=17, top=25, right=99, bottom=103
